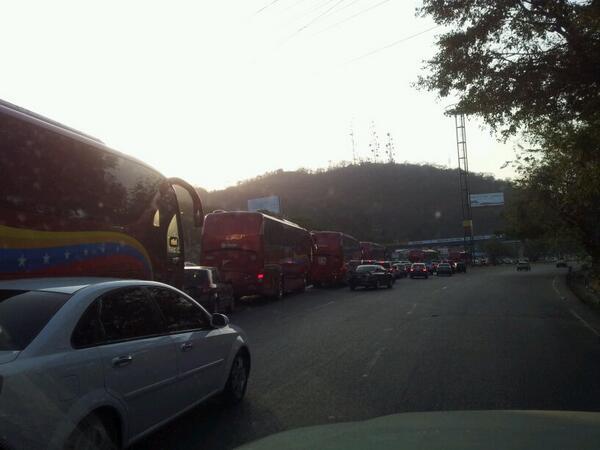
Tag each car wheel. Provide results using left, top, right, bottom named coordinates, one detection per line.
left=387, top=280, right=393, bottom=289
left=65, top=414, right=117, bottom=450
left=425, top=275, right=429, bottom=279
left=350, top=284, right=356, bottom=291
left=227, top=297, right=236, bottom=314
left=222, top=352, right=249, bottom=405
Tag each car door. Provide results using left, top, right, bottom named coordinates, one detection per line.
left=91, top=287, right=180, bottom=438
left=149, top=287, right=232, bottom=406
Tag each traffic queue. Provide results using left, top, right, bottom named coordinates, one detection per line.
left=190, top=210, right=470, bottom=310
left=0, top=99, right=470, bottom=450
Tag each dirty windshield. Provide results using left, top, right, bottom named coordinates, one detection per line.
left=1, top=1, right=599, bottom=450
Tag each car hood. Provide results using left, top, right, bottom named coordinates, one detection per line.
left=0, top=351, right=19, bottom=365
left=236, top=410, right=600, bottom=450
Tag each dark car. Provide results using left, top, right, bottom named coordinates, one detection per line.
left=556, top=260, right=568, bottom=268
left=410, top=263, right=429, bottom=279
left=437, top=263, right=453, bottom=276
left=349, top=265, right=394, bottom=290
left=392, top=263, right=408, bottom=279
left=455, top=261, right=467, bottom=273
left=183, top=266, right=235, bottom=313
left=516, top=260, right=531, bottom=271
left=377, top=261, right=397, bottom=282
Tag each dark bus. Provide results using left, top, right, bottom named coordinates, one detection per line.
left=360, top=241, right=387, bottom=260
left=0, top=99, right=204, bottom=288
left=200, top=211, right=313, bottom=299
left=311, top=231, right=362, bottom=286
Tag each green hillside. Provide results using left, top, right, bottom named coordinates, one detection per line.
left=198, top=163, right=511, bottom=244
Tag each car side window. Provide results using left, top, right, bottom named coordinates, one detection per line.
left=99, top=287, right=164, bottom=342
left=72, top=287, right=164, bottom=347
left=72, top=300, right=103, bottom=348
left=149, top=287, right=211, bottom=332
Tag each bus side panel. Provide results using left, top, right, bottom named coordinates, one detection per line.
left=0, top=111, right=177, bottom=283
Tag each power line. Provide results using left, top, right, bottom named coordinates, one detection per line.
left=345, top=25, right=440, bottom=64
left=316, top=0, right=393, bottom=34
left=294, top=0, right=348, bottom=34
left=256, top=0, right=281, bottom=14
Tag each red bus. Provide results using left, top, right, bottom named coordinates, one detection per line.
left=311, top=231, right=362, bottom=286
left=360, top=241, right=387, bottom=260
left=408, top=249, right=440, bottom=263
left=200, top=211, right=313, bottom=299
left=0, top=99, right=204, bottom=288
left=449, top=250, right=470, bottom=263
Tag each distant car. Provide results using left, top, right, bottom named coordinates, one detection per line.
left=431, top=261, right=440, bottom=272
left=183, top=266, right=235, bottom=314
left=392, top=263, right=408, bottom=279
left=556, top=260, right=568, bottom=268
left=410, top=263, right=429, bottom=279
left=376, top=261, right=397, bottom=283
left=437, top=263, right=453, bottom=276
left=424, top=262, right=435, bottom=274
left=516, top=260, right=531, bottom=271
left=349, top=265, right=394, bottom=290
left=473, top=258, right=482, bottom=266
left=0, top=278, right=251, bottom=450
left=455, top=261, right=467, bottom=273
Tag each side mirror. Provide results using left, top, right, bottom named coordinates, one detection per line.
left=211, top=313, right=229, bottom=328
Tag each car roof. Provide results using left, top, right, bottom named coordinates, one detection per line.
left=0, top=277, right=123, bottom=294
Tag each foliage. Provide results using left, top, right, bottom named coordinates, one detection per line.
left=198, top=162, right=510, bottom=244
left=418, top=0, right=600, bottom=269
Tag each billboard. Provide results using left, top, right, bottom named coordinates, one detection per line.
left=470, top=192, right=505, bottom=207
left=247, top=195, right=281, bottom=214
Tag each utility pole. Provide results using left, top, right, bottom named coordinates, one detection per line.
left=454, top=112, right=475, bottom=261
left=349, top=122, right=356, bottom=164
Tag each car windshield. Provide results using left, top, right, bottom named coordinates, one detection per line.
left=0, top=290, right=70, bottom=351
left=2, top=1, right=599, bottom=448
left=356, top=265, right=379, bottom=273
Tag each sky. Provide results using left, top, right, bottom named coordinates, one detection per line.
left=1, top=0, right=519, bottom=190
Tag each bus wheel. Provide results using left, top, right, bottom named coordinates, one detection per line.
left=273, top=278, right=284, bottom=300
left=299, top=276, right=307, bottom=293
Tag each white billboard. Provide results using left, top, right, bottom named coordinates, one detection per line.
left=470, top=192, right=504, bottom=207
left=247, top=195, right=281, bottom=214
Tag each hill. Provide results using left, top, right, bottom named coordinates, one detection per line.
left=197, top=163, right=511, bottom=244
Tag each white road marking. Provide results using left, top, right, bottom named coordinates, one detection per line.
left=407, top=303, right=417, bottom=315
left=442, top=286, right=448, bottom=290
left=362, top=347, right=385, bottom=378
left=552, top=277, right=566, bottom=300
left=569, top=309, right=600, bottom=337
left=311, top=301, right=334, bottom=310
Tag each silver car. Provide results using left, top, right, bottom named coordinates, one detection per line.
left=0, top=278, right=251, bottom=449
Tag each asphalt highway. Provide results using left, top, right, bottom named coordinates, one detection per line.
left=132, top=264, right=600, bottom=450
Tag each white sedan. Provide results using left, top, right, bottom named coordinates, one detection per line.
left=0, top=277, right=251, bottom=450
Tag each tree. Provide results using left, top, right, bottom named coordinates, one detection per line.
left=418, top=0, right=600, bottom=270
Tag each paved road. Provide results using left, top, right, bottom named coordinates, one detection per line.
left=132, top=264, right=600, bottom=450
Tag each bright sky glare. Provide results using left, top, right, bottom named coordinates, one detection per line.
left=1, top=0, right=518, bottom=190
